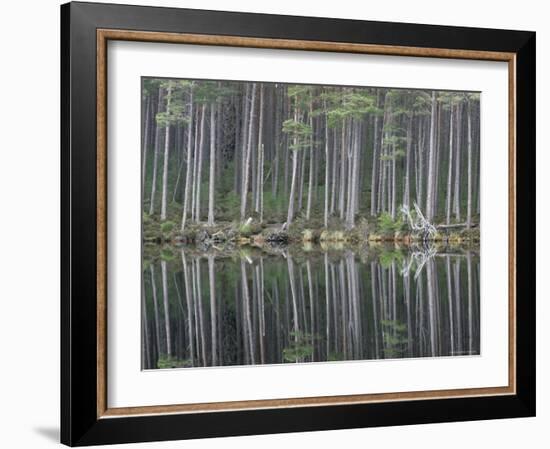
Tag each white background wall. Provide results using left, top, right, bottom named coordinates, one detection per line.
left=0, top=0, right=545, bottom=447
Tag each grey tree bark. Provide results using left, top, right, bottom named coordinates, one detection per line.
left=466, top=99, right=473, bottom=229
left=141, top=94, right=151, bottom=191
left=403, top=113, right=413, bottom=209
left=306, top=104, right=315, bottom=221
left=207, top=103, right=216, bottom=226
left=370, top=90, right=381, bottom=216
left=240, top=83, right=257, bottom=221
left=255, top=85, right=265, bottom=221
left=194, top=104, right=207, bottom=222
left=160, top=82, right=173, bottom=221
left=425, top=91, right=437, bottom=221
left=454, top=101, right=463, bottom=221
left=149, top=87, right=163, bottom=216
left=180, top=86, right=194, bottom=231
left=445, top=102, right=455, bottom=224
left=286, top=107, right=300, bottom=226
left=324, top=108, right=330, bottom=227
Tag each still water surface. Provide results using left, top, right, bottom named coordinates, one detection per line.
left=142, top=244, right=480, bottom=370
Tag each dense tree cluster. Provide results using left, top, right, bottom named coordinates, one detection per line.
left=142, top=78, right=480, bottom=231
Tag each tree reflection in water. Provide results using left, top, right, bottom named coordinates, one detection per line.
left=141, top=244, right=480, bottom=370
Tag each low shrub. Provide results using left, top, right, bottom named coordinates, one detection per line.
left=377, top=212, right=404, bottom=234
left=160, top=220, right=175, bottom=234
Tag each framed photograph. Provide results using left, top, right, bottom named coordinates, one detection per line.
left=61, top=1, right=535, bottom=446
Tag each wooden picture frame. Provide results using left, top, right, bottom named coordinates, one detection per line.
left=61, top=1, right=535, bottom=446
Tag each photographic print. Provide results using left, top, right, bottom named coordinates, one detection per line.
left=141, top=78, right=481, bottom=370
left=62, top=6, right=535, bottom=443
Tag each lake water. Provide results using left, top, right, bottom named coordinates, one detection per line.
left=141, top=244, right=480, bottom=370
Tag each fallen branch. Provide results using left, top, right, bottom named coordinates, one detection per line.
left=436, top=222, right=478, bottom=229
left=400, top=202, right=437, bottom=242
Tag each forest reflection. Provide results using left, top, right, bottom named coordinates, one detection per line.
left=142, top=245, right=480, bottom=370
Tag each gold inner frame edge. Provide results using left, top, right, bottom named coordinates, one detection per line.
left=96, top=28, right=517, bottom=419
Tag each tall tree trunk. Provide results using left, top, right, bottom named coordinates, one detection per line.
left=474, top=107, right=481, bottom=215
left=190, top=108, right=200, bottom=222
left=207, top=103, right=216, bottom=226
left=160, top=82, right=172, bottom=221
left=180, top=87, right=194, bottom=231
left=298, top=147, right=306, bottom=211
left=236, top=85, right=249, bottom=194
left=142, top=94, right=151, bottom=192
left=259, top=143, right=264, bottom=222
left=403, top=113, right=413, bottom=209
left=370, top=90, right=381, bottom=216
left=255, top=85, right=265, bottom=219
left=379, top=97, right=391, bottom=215
left=324, top=108, right=330, bottom=228
left=306, top=104, right=315, bottom=221
left=286, top=107, right=299, bottom=226
left=240, top=83, right=257, bottom=221
left=416, top=117, right=424, bottom=207
left=171, top=125, right=187, bottom=203
left=283, top=99, right=291, bottom=198
left=194, top=104, right=207, bottom=222
left=149, top=87, right=163, bottom=216
left=339, top=120, right=347, bottom=220
left=425, top=91, right=437, bottom=221
left=454, top=101, right=463, bottom=221
left=347, top=121, right=360, bottom=228
left=286, top=149, right=299, bottom=226
left=346, top=122, right=354, bottom=227
left=433, top=102, right=442, bottom=218
left=330, top=129, right=338, bottom=214
left=390, top=141, right=396, bottom=219
left=466, top=99, right=473, bottom=229
left=445, top=102, right=455, bottom=224
left=476, top=106, right=481, bottom=215
left=272, top=85, right=282, bottom=196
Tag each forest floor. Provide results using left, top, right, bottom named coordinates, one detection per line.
left=142, top=231, right=479, bottom=267
left=142, top=214, right=480, bottom=253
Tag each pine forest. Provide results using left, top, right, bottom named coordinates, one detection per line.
left=141, top=78, right=481, bottom=370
